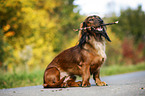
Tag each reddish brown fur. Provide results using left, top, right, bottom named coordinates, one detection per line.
left=43, top=15, right=108, bottom=88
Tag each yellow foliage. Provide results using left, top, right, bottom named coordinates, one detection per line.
left=4, top=31, right=15, bottom=37
left=13, top=24, right=18, bottom=29
left=3, top=24, right=10, bottom=31
left=12, top=17, right=17, bottom=21
left=64, top=35, right=78, bottom=49
left=16, top=12, right=21, bottom=17
left=0, top=0, right=83, bottom=72
left=43, top=0, right=62, bottom=13
left=7, top=63, right=13, bottom=72
left=27, top=58, right=34, bottom=66
left=107, top=27, right=122, bottom=49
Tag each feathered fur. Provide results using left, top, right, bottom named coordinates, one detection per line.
left=43, top=15, right=110, bottom=88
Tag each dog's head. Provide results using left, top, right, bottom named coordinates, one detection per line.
left=78, top=15, right=111, bottom=47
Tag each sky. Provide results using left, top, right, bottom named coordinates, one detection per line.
left=74, top=0, right=145, bottom=17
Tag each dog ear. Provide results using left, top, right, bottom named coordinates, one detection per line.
left=78, top=22, right=89, bottom=48
left=82, top=22, right=87, bottom=28
left=102, top=26, right=111, bottom=42
left=78, top=22, right=86, bottom=39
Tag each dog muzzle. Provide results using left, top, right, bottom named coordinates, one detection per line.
left=92, top=26, right=111, bottom=42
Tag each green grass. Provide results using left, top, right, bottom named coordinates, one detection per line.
left=0, top=70, right=44, bottom=89
left=0, top=62, right=145, bottom=89
left=101, top=62, right=145, bottom=76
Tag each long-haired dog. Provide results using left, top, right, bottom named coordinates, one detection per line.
left=43, top=15, right=111, bottom=88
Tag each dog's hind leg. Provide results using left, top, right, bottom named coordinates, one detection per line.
left=43, top=67, right=67, bottom=88
left=67, top=76, right=82, bottom=87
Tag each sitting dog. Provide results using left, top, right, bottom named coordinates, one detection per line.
left=43, top=15, right=111, bottom=88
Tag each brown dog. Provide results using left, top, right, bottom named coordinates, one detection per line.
left=43, top=15, right=111, bottom=88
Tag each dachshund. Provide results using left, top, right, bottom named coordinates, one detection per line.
left=43, top=15, right=111, bottom=88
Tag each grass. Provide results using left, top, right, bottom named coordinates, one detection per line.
left=0, top=70, right=44, bottom=89
left=101, top=62, right=145, bottom=76
left=0, top=62, right=145, bottom=89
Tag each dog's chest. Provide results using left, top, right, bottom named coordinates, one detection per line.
left=94, top=41, right=106, bottom=60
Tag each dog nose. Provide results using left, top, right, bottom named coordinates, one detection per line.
left=99, top=19, right=104, bottom=24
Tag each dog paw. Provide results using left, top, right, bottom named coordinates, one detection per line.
left=77, top=81, right=82, bottom=87
left=96, top=81, right=108, bottom=86
left=82, top=82, right=91, bottom=87
left=61, top=83, right=68, bottom=88
left=43, top=84, right=48, bottom=88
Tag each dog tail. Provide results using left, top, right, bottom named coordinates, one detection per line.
left=43, top=76, right=66, bottom=88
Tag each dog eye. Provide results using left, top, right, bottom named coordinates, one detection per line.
left=89, top=19, right=94, bottom=21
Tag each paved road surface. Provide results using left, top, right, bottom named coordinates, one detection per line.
left=0, top=71, right=145, bottom=96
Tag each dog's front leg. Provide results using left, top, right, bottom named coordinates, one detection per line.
left=81, top=63, right=91, bottom=87
left=93, top=69, right=108, bottom=86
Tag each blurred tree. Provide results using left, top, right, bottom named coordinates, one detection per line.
left=111, top=5, right=145, bottom=44
left=0, top=0, right=82, bottom=72
left=110, top=5, right=145, bottom=64
left=0, top=29, right=4, bottom=67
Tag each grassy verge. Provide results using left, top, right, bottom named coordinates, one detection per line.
left=0, top=62, right=145, bottom=89
left=0, top=70, right=44, bottom=89
left=101, top=62, right=145, bottom=76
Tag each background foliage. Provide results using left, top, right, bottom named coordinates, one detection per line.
left=108, top=5, right=145, bottom=65
left=0, top=0, right=145, bottom=89
left=0, top=0, right=83, bottom=72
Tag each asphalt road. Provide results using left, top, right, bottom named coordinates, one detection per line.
left=0, top=71, right=145, bottom=96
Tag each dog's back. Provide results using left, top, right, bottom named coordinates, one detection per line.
left=46, top=46, right=82, bottom=75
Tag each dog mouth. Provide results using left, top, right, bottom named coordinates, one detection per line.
left=92, top=26, right=111, bottom=42
left=93, top=26, right=103, bottom=32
